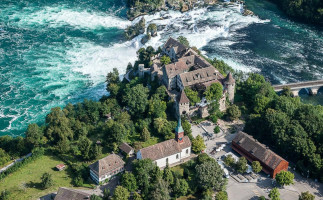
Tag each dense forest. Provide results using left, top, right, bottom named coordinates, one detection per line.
left=270, top=0, right=323, bottom=24
left=237, top=74, right=323, bottom=181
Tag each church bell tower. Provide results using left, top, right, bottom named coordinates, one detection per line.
left=175, top=117, right=184, bottom=144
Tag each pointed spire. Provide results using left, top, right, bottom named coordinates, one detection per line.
left=175, top=117, right=184, bottom=134
left=178, top=90, right=190, bottom=104
left=224, top=72, right=235, bottom=84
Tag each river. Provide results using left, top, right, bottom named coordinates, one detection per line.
left=0, top=0, right=322, bottom=136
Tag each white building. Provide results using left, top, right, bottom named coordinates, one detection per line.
left=136, top=118, right=191, bottom=168
left=89, top=153, right=125, bottom=184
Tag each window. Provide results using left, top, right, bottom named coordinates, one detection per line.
left=186, top=149, right=189, bottom=154
left=166, top=158, right=169, bottom=165
left=176, top=154, right=179, bottom=159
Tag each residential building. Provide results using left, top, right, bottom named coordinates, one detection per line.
left=232, top=131, right=289, bottom=178
left=136, top=118, right=191, bottom=168
left=54, top=187, right=90, bottom=200
left=119, top=142, right=135, bottom=156
left=89, top=153, right=125, bottom=184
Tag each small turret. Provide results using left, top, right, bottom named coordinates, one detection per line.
left=223, top=72, right=235, bottom=103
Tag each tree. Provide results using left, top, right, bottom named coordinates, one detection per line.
left=236, top=157, right=248, bottom=174
left=223, top=155, right=235, bottom=167
left=215, top=191, right=228, bottom=200
left=173, top=178, right=189, bottom=197
left=204, top=83, right=223, bottom=102
left=160, top=55, right=171, bottom=65
left=153, top=118, right=174, bottom=139
left=46, top=107, right=73, bottom=143
left=299, top=191, right=315, bottom=200
left=252, top=161, right=262, bottom=174
left=149, top=179, right=170, bottom=200
left=281, top=86, right=293, bottom=97
left=210, top=114, right=218, bottom=123
left=77, top=137, right=92, bottom=160
left=112, top=186, right=130, bottom=200
left=141, top=127, right=150, bottom=141
left=90, top=194, right=103, bottom=200
left=226, top=105, right=241, bottom=121
left=275, top=171, right=294, bottom=186
left=103, top=188, right=111, bottom=200
left=40, top=173, right=53, bottom=189
left=147, top=23, right=157, bottom=36
left=269, top=188, right=280, bottom=200
left=177, top=36, right=190, bottom=47
left=184, top=87, right=200, bottom=106
left=192, top=135, right=206, bottom=153
left=106, top=68, right=120, bottom=85
left=121, top=172, right=138, bottom=192
left=163, top=164, right=174, bottom=185
left=195, top=160, right=226, bottom=191
left=148, top=97, right=167, bottom=118
left=25, top=123, right=43, bottom=147
left=0, top=148, right=10, bottom=166
left=214, top=126, right=220, bottom=134
left=0, top=190, right=10, bottom=200
left=123, top=84, right=149, bottom=116
left=133, top=192, right=143, bottom=200
left=126, top=62, right=133, bottom=73
left=259, top=196, right=267, bottom=200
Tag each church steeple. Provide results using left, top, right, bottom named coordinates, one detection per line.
left=175, top=117, right=184, bottom=143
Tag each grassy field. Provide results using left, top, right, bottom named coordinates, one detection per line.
left=0, top=153, right=75, bottom=200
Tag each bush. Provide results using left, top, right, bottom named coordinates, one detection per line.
left=214, top=126, right=220, bottom=134
left=226, top=105, right=241, bottom=121
left=0, top=190, right=10, bottom=200
left=40, top=172, right=53, bottom=189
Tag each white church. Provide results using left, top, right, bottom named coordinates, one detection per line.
left=136, top=118, right=192, bottom=168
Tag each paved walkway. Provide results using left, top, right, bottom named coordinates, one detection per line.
left=0, top=153, right=32, bottom=174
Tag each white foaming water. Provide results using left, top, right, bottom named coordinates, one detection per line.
left=15, top=6, right=131, bottom=29
left=67, top=38, right=139, bottom=85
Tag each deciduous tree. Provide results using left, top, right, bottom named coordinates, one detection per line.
left=195, top=160, right=226, bottom=191
left=121, top=172, right=138, bottom=192
left=252, top=161, right=262, bottom=174
left=299, top=191, right=315, bottom=200
left=204, top=83, right=223, bottom=102
left=269, top=188, right=280, bottom=200
left=112, top=186, right=130, bottom=200
left=40, top=173, right=53, bottom=189
left=275, top=171, right=294, bottom=186
left=192, top=135, right=206, bottom=153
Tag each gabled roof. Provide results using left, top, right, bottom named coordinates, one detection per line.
left=163, top=37, right=187, bottom=54
left=164, top=60, right=190, bottom=78
left=54, top=187, right=90, bottom=200
left=139, top=136, right=191, bottom=161
left=119, top=143, right=134, bottom=154
left=232, top=132, right=287, bottom=170
left=223, top=72, right=235, bottom=84
left=89, top=154, right=125, bottom=177
left=178, top=90, right=190, bottom=104
left=179, top=66, right=221, bottom=87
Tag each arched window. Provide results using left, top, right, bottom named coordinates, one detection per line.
left=166, top=158, right=169, bottom=165
left=186, top=149, right=189, bottom=154
left=176, top=154, right=179, bottom=159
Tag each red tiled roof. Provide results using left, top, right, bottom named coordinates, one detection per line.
left=232, top=132, right=287, bottom=170
left=56, top=164, right=65, bottom=169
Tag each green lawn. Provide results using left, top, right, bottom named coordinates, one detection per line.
left=177, top=194, right=197, bottom=200
left=0, top=153, right=75, bottom=200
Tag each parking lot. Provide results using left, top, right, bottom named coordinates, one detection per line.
left=191, top=120, right=323, bottom=200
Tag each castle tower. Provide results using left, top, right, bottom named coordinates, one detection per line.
left=175, top=117, right=184, bottom=144
left=223, top=72, right=235, bottom=103
left=138, top=64, right=145, bottom=78
left=177, top=90, right=190, bottom=117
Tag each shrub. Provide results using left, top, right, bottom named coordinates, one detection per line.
left=214, top=126, right=220, bottom=134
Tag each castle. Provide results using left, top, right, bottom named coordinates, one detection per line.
left=139, top=37, right=235, bottom=118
